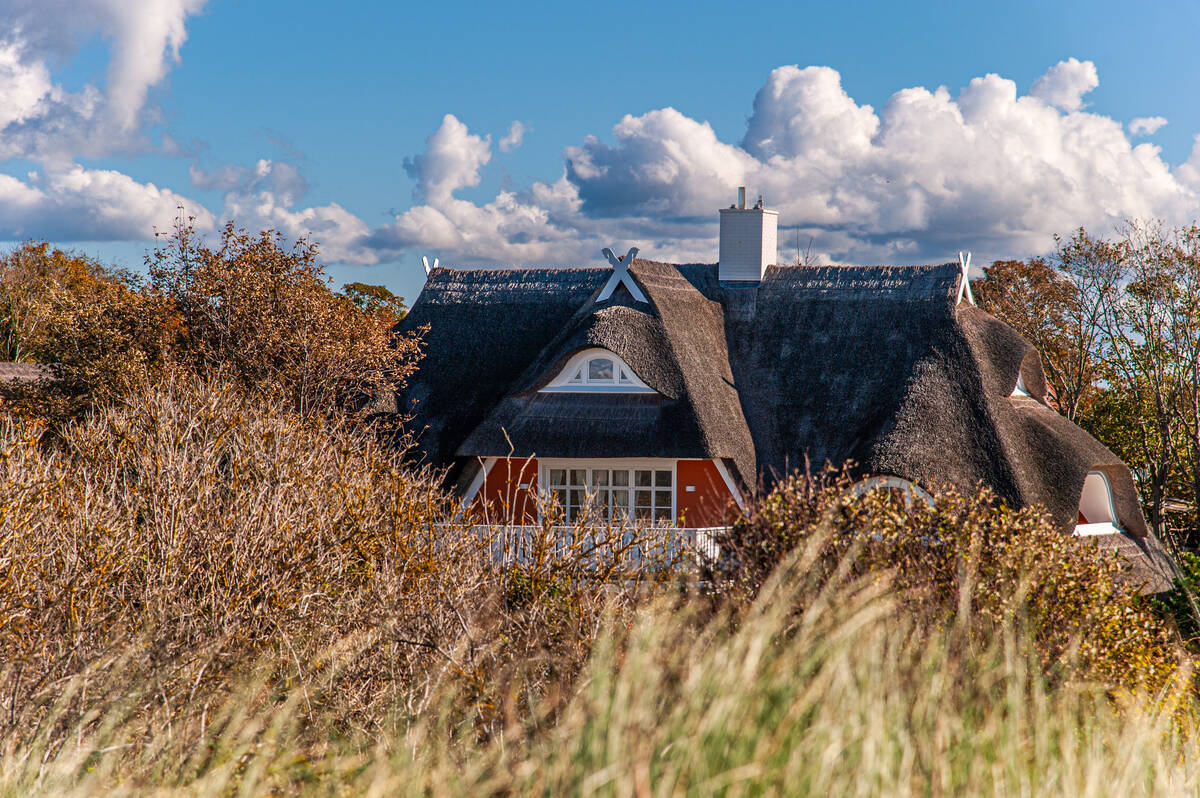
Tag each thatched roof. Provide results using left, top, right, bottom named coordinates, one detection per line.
left=394, top=259, right=1172, bottom=591
left=397, top=266, right=607, bottom=477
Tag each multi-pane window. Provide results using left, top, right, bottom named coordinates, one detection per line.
left=545, top=466, right=674, bottom=524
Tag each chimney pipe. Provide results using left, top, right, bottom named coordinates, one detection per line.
left=737, top=186, right=746, bottom=209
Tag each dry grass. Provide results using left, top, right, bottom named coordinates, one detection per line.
left=0, top=374, right=1197, bottom=794
left=0, top=374, right=663, bottom=765
left=1, top=533, right=1199, bottom=796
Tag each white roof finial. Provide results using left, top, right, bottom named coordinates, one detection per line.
left=597, top=246, right=646, bottom=303
left=957, top=251, right=975, bottom=306
left=421, top=255, right=439, bottom=276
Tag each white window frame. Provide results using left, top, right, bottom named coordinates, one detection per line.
left=1074, top=470, right=1123, bottom=536
left=540, top=348, right=654, bottom=393
left=538, top=458, right=676, bottom=526
left=848, top=476, right=934, bottom=509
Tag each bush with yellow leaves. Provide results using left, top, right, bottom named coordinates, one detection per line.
left=707, top=470, right=1186, bottom=698
left=0, top=222, right=419, bottom=425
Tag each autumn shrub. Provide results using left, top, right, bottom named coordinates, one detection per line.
left=0, top=374, right=654, bottom=754
left=146, top=220, right=418, bottom=418
left=1150, top=550, right=1200, bottom=647
left=706, top=470, right=1186, bottom=698
left=0, top=242, right=175, bottom=420
left=0, top=227, right=419, bottom=426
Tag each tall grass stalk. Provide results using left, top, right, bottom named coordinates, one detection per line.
left=3, top=535, right=1198, bottom=796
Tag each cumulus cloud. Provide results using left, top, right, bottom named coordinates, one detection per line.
left=1030, top=57, right=1099, bottom=111
left=0, top=0, right=226, bottom=245
left=378, top=60, right=1199, bottom=269
left=566, top=108, right=758, bottom=220
left=0, top=163, right=214, bottom=241
left=499, top=120, right=526, bottom=153
left=403, top=114, right=491, bottom=205
left=1129, top=116, right=1168, bottom=136
left=191, top=158, right=310, bottom=206
left=0, top=0, right=209, bottom=158
left=222, top=191, right=372, bottom=265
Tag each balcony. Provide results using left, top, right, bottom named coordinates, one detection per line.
left=443, top=523, right=724, bottom=571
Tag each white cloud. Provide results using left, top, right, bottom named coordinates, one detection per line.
left=98, top=0, right=207, bottom=132
left=1029, top=57, right=1099, bottom=112
left=191, top=158, right=310, bottom=206
left=222, top=190, right=372, bottom=265
left=0, top=0, right=225, bottom=246
left=0, top=163, right=213, bottom=241
left=499, top=120, right=526, bottom=153
left=565, top=107, right=758, bottom=219
left=1129, top=116, right=1168, bottom=136
left=1176, top=135, right=1200, bottom=190
left=0, top=42, right=56, bottom=131
left=209, top=158, right=373, bottom=264
left=0, top=0, right=209, bottom=158
left=0, top=17, right=1196, bottom=278
left=742, top=65, right=878, bottom=164
left=376, top=61, right=1199, bottom=269
left=402, top=114, right=491, bottom=205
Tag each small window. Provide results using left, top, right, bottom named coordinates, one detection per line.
left=1074, top=471, right=1122, bottom=536
left=542, top=348, right=655, bottom=393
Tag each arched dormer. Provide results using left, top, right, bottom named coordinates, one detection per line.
left=540, top=348, right=655, bottom=393
left=1074, top=471, right=1122, bottom=536
left=848, top=476, right=934, bottom=509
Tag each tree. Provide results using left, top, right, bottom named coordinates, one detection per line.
left=973, top=225, right=1200, bottom=545
left=1066, top=222, right=1200, bottom=547
left=0, top=223, right=422, bottom=426
left=0, top=242, right=175, bottom=420
left=147, top=220, right=420, bottom=418
left=974, top=257, right=1099, bottom=423
left=341, top=282, right=407, bottom=322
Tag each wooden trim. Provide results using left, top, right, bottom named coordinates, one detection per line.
left=712, top=459, right=746, bottom=511
left=460, top=457, right=496, bottom=507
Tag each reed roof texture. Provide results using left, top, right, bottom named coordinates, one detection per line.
left=394, top=259, right=1172, bottom=591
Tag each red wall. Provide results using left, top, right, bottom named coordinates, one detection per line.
left=676, top=459, right=737, bottom=527
left=473, top=457, right=539, bottom=524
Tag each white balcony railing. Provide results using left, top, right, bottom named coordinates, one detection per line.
left=447, top=523, right=724, bottom=570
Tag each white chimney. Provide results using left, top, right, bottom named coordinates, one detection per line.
left=719, top=187, right=778, bottom=282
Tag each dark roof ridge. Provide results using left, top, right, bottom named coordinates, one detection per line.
left=426, top=264, right=607, bottom=272
left=761, top=262, right=961, bottom=301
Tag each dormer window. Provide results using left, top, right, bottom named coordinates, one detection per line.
left=541, top=348, right=654, bottom=393
left=1074, top=471, right=1122, bottom=536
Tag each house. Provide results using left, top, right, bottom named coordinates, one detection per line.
left=393, top=190, right=1173, bottom=592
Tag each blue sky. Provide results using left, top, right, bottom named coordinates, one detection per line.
left=2, top=0, right=1200, bottom=304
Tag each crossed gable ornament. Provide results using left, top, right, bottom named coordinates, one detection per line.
left=598, top=246, right=647, bottom=303
left=956, top=251, right=975, bottom=306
